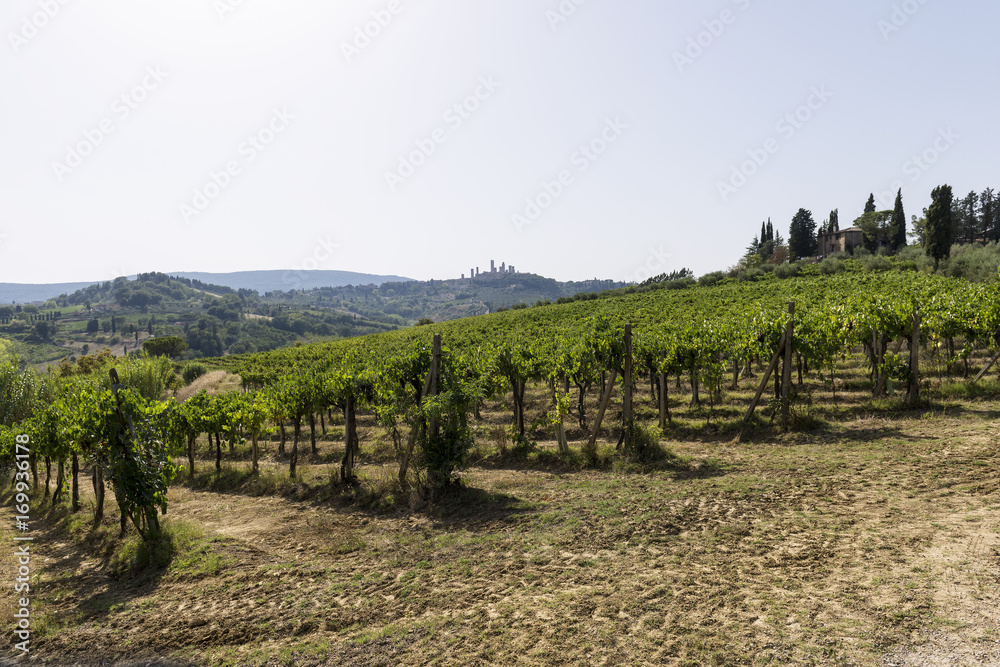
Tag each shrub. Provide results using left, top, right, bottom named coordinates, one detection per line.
left=774, top=262, right=800, bottom=279
left=181, top=362, right=208, bottom=385
left=698, top=271, right=726, bottom=287
left=819, top=257, right=844, bottom=274
left=863, top=255, right=892, bottom=272
left=944, top=242, right=1000, bottom=283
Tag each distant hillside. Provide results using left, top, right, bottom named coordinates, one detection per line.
left=0, top=282, right=99, bottom=304
left=0, top=270, right=415, bottom=304
left=165, top=270, right=414, bottom=294
left=272, top=272, right=629, bottom=322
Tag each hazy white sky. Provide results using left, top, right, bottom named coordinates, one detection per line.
left=2, top=0, right=997, bottom=285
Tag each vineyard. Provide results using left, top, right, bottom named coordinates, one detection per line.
left=2, top=270, right=1000, bottom=665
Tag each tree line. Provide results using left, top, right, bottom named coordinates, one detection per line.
left=741, top=184, right=1000, bottom=269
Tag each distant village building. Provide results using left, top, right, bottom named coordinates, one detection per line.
left=465, top=260, right=516, bottom=280
left=818, top=226, right=864, bottom=257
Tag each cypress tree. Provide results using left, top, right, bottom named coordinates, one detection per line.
left=864, top=194, right=876, bottom=214
left=788, top=208, right=817, bottom=260
left=981, top=187, right=997, bottom=243
left=829, top=209, right=839, bottom=232
left=925, top=185, right=954, bottom=269
left=891, top=189, right=907, bottom=251
left=766, top=219, right=773, bottom=241
left=760, top=221, right=767, bottom=244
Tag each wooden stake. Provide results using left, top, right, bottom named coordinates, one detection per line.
left=586, top=369, right=619, bottom=456
left=623, top=324, right=633, bottom=423
left=658, top=372, right=668, bottom=430
left=908, top=311, right=920, bottom=406
left=972, top=348, right=1000, bottom=383
left=743, top=329, right=787, bottom=423
left=781, top=302, right=795, bottom=429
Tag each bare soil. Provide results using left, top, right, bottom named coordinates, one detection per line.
left=2, top=359, right=1000, bottom=666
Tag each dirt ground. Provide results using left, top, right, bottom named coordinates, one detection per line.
left=2, top=362, right=999, bottom=665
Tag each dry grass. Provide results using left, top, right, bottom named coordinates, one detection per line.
left=171, top=370, right=243, bottom=402
left=3, top=345, right=1000, bottom=665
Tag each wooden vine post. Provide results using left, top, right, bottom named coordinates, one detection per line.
left=428, top=333, right=442, bottom=440
left=908, top=310, right=921, bottom=407
left=340, top=393, right=358, bottom=484
left=622, top=324, right=633, bottom=449
left=658, top=365, right=669, bottom=430
left=781, top=302, right=795, bottom=430
left=971, top=348, right=1000, bottom=384
left=742, top=302, right=794, bottom=428
left=586, top=369, right=619, bottom=460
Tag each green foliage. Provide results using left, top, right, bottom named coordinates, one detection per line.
left=698, top=271, right=727, bottom=287
left=95, top=381, right=177, bottom=541
left=96, top=354, right=175, bottom=400
left=0, top=356, right=40, bottom=427
left=819, top=257, right=845, bottom=275
left=943, top=242, right=1000, bottom=283
left=773, top=263, right=800, bottom=279
left=143, top=336, right=188, bottom=358
left=789, top=208, right=818, bottom=259
left=891, top=189, right=907, bottom=251
left=855, top=210, right=895, bottom=254
left=415, top=386, right=475, bottom=495
left=181, top=362, right=208, bottom=385
left=926, top=184, right=955, bottom=267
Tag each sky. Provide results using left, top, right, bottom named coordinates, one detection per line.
left=1, top=0, right=998, bottom=287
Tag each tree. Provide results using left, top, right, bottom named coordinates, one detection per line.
left=925, top=185, right=954, bottom=268
left=829, top=209, right=839, bottom=232
left=766, top=219, right=774, bottom=241
left=908, top=212, right=928, bottom=246
left=855, top=210, right=894, bottom=253
left=890, top=189, right=907, bottom=251
left=864, top=194, right=876, bottom=214
left=788, top=208, right=817, bottom=260
left=980, top=187, right=997, bottom=243
left=760, top=221, right=767, bottom=245
left=954, top=191, right=979, bottom=244
left=142, top=336, right=188, bottom=358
